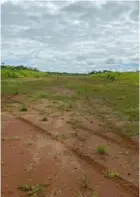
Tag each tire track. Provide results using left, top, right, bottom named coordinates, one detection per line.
left=2, top=98, right=139, bottom=196
left=72, top=148, right=138, bottom=197
left=6, top=97, right=139, bottom=152
left=17, top=116, right=139, bottom=197
left=69, top=121, right=138, bottom=152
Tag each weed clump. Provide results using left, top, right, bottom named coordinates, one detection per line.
left=18, top=184, right=47, bottom=197
left=96, top=145, right=107, bottom=154
left=104, top=169, right=120, bottom=179
left=106, top=73, right=116, bottom=80
left=20, top=106, right=27, bottom=112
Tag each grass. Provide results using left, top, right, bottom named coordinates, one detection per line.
left=2, top=66, right=139, bottom=137
left=96, top=145, right=108, bottom=154
left=1, top=65, right=48, bottom=79
left=2, top=136, right=22, bottom=141
left=57, top=101, right=74, bottom=111
left=53, top=134, right=67, bottom=141
left=91, top=193, right=100, bottom=197
left=34, top=92, right=48, bottom=99
left=104, top=169, right=120, bottom=179
left=18, top=184, right=47, bottom=197
left=20, top=106, right=28, bottom=112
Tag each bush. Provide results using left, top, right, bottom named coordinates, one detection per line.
left=96, top=145, right=107, bottom=154
left=106, top=73, right=116, bottom=80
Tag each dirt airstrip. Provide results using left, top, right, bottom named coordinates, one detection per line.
left=1, top=94, right=139, bottom=197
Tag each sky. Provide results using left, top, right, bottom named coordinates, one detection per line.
left=1, top=0, right=139, bottom=73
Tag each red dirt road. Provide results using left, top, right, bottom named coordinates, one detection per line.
left=2, top=112, right=139, bottom=197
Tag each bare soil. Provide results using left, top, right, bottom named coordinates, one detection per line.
left=1, top=95, right=139, bottom=197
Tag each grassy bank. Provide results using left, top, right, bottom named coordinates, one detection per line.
left=1, top=65, right=48, bottom=78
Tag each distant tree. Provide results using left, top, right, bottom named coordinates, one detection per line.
left=89, top=70, right=96, bottom=75
left=1, top=62, right=5, bottom=67
left=103, top=70, right=111, bottom=73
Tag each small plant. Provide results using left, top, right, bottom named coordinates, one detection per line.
left=38, top=92, right=48, bottom=99
left=53, top=134, right=67, bottom=141
left=96, top=144, right=107, bottom=154
left=104, top=169, right=120, bottom=179
left=20, top=106, right=27, bottom=112
left=18, top=184, right=47, bottom=197
left=91, top=192, right=100, bottom=197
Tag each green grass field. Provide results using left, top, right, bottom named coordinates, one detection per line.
left=1, top=65, right=139, bottom=137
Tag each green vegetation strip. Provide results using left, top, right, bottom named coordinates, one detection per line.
left=2, top=66, right=139, bottom=137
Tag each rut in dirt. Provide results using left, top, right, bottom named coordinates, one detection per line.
left=5, top=96, right=138, bottom=151
left=17, top=116, right=139, bottom=197
left=69, top=121, right=139, bottom=151
left=2, top=115, right=136, bottom=197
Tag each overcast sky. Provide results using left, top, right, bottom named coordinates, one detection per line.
left=1, top=0, right=139, bottom=73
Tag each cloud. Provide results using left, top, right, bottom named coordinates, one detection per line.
left=1, top=0, right=139, bottom=73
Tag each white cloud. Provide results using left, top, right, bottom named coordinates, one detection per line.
left=1, top=0, right=139, bottom=72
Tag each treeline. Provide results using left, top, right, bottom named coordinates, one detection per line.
left=1, top=65, right=47, bottom=79
left=88, top=70, right=112, bottom=74
left=1, top=65, right=115, bottom=75
left=1, top=65, right=39, bottom=72
left=1, top=64, right=138, bottom=80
